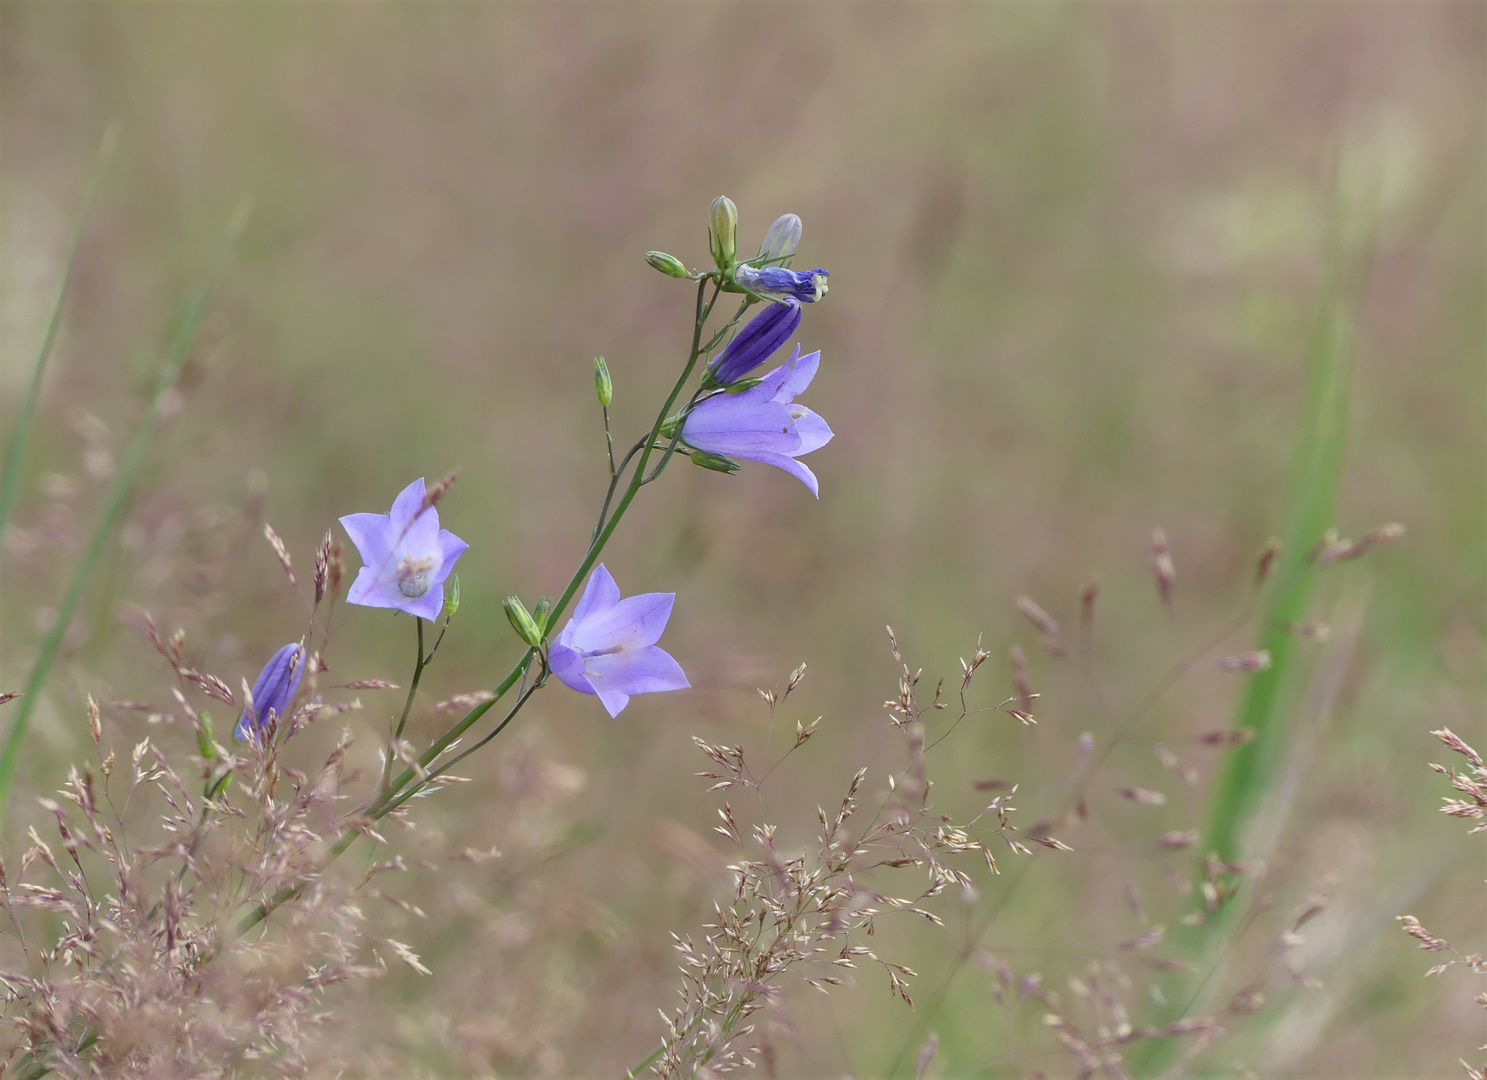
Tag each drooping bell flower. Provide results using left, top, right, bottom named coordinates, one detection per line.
left=234, top=642, right=305, bottom=740
left=549, top=564, right=689, bottom=717
left=340, top=478, right=468, bottom=621
left=733, top=263, right=829, bottom=303
left=682, top=347, right=833, bottom=497
left=707, top=298, right=802, bottom=386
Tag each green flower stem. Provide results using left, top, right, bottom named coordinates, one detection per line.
left=236, top=277, right=723, bottom=939
left=379, top=278, right=718, bottom=802
left=0, top=200, right=249, bottom=825
left=379, top=617, right=426, bottom=794
left=373, top=674, right=545, bottom=819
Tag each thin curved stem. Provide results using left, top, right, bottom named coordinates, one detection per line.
left=380, top=617, right=426, bottom=793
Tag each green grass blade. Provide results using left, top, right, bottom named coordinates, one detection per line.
left=0, top=199, right=251, bottom=825
left=1132, top=179, right=1373, bottom=1076
left=0, top=125, right=119, bottom=544
left=1206, top=264, right=1356, bottom=865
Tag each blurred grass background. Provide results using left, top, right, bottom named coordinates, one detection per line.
left=2, top=3, right=1483, bottom=1077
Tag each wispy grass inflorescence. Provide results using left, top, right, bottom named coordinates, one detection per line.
left=640, top=633, right=1028, bottom=1078
left=0, top=682, right=390, bottom=1077
left=1398, top=727, right=1487, bottom=1079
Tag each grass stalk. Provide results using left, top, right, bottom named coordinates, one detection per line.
left=0, top=125, right=119, bottom=546
left=0, top=200, right=250, bottom=825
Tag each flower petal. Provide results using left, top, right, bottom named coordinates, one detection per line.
left=773, top=349, right=820, bottom=402
left=403, top=585, right=445, bottom=622
left=388, top=478, right=427, bottom=531
left=347, top=567, right=403, bottom=610
left=339, top=513, right=394, bottom=568
left=432, top=530, right=468, bottom=585
left=745, top=451, right=821, bottom=497
left=592, top=686, right=631, bottom=718
left=582, top=644, right=689, bottom=717
left=683, top=397, right=803, bottom=456
left=791, top=407, right=834, bottom=454
left=574, top=591, right=674, bottom=651
left=572, top=564, right=622, bottom=626
left=548, top=643, right=591, bottom=694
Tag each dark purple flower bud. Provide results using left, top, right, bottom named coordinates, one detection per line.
left=234, top=642, right=305, bottom=740
left=733, top=264, right=829, bottom=303
left=707, top=298, right=802, bottom=386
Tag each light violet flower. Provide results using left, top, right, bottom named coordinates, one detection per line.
left=733, top=263, right=829, bottom=303
left=339, top=478, right=468, bottom=621
left=682, top=347, right=833, bottom=497
left=707, top=298, right=801, bottom=386
left=549, top=564, right=688, bottom=717
left=234, top=642, right=305, bottom=740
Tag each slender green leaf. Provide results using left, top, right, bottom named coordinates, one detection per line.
left=0, top=125, right=119, bottom=544
left=1132, top=178, right=1374, bottom=1075
left=0, top=200, right=251, bottom=824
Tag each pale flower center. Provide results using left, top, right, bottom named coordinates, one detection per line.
left=396, top=555, right=436, bottom=598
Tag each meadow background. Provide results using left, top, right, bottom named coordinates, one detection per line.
left=1, top=3, right=1483, bottom=1077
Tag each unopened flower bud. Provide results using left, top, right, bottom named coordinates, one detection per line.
left=658, top=415, right=680, bottom=440
left=645, top=251, right=690, bottom=279
left=234, top=642, right=305, bottom=741
left=757, top=213, right=802, bottom=262
left=709, top=196, right=738, bottom=269
left=197, top=711, right=217, bottom=760
left=444, top=574, right=460, bottom=617
left=504, top=597, right=543, bottom=648
left=533, top=597, right=552, bottom=634
left=593, top=356, right=613, bottom=407
left=687, top=448, right=741, bottom=474
left=705, top=298, right=802, bottom=386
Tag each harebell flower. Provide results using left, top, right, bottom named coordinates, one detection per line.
left=683, top=347, right=834, bottom=497
left=549, top=564, right=688, bottom=717
left=340, top=478, right=468, bottom=621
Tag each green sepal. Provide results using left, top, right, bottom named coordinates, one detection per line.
left=687, top=449, right=741, bottom=475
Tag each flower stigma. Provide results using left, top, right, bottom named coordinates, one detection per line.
left=397, top=555, right=436, bottom=598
